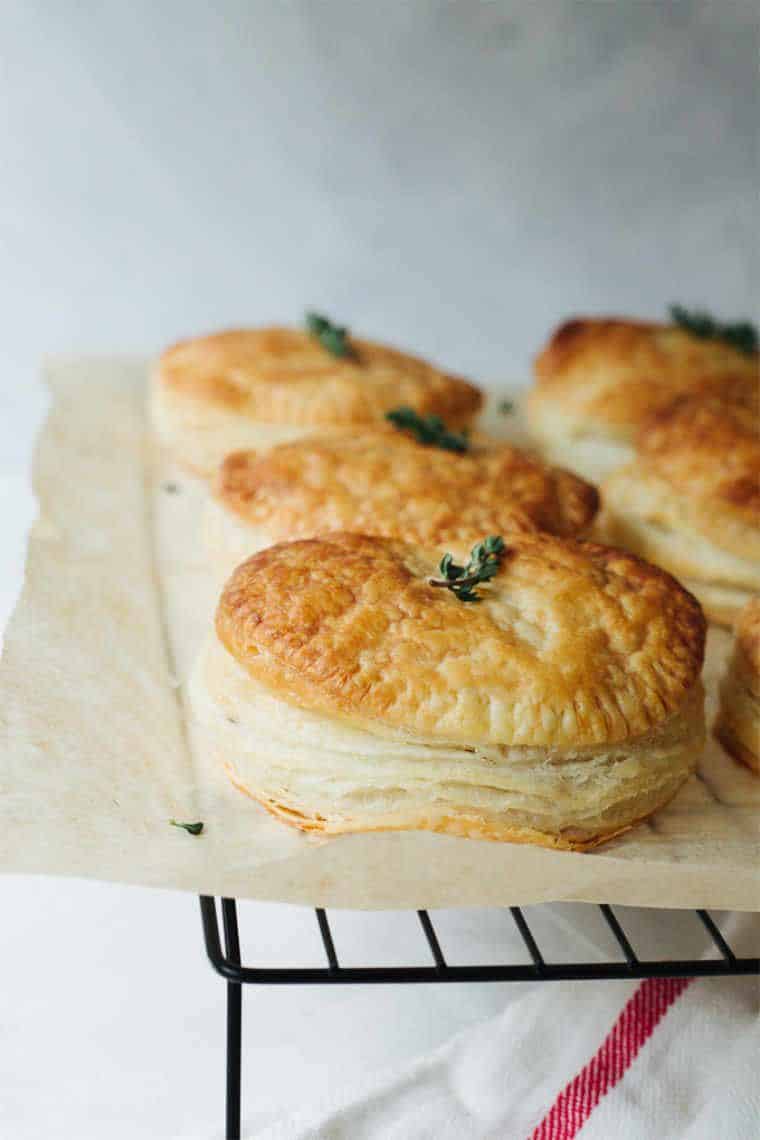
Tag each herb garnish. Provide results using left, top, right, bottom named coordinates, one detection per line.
left=305, top=311, right=353, bottom=358
left=429, top=535, right=506, bottom=602
left=385, top=406, right=470, bottom=453
left=497, top=399, right=514, bottom=415
left=169, top=819, right=204, bottom=836
left=669, top=305, right=758, bottom=356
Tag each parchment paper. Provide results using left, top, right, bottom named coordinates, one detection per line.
left=0, top=359, right=757, bottom=909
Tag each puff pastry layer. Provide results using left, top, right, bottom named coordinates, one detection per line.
left=715, top=598, right=760, bottom=773
left=526, top=318, right=757, bottom=481
left=205, top=429, right=598, bottom=572
left=151, top=327, right=482, bottom=475
left=601, top=395, right=760, bottom=625
left=192, top=637, right=704, bottom=850
left=201, top=532, right=706, bottom=847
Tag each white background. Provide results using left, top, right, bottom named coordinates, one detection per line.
left=0, top=3, right=757, bottom=1137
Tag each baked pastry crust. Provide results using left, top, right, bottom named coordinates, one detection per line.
left=152, top=326, right=482, bottom=475
left=215, top=532, right=705, bottom=748
left=207, top=429, right=599, bottom=567
left=528, top=317, right=757, bottom=443
left=601, top=395, right=760, bottom=624
left=197, top=533, right=705, bottom=848
left=715, top=598, right=760, bottom=773
left=632, top=395, right=760, bottom=560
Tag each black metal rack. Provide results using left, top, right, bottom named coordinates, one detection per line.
left=199, top=897, right=759, bottom=1139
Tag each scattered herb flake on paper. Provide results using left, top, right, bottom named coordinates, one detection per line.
left=169, top=819, right=204, bottom=836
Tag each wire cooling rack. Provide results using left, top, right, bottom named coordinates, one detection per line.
left=199, top=897, right=759, bottom=1139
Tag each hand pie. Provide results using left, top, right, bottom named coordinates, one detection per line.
left=601, top=394, right=760, bottom=626
left=151, top=325, right=482, bottom=476
left=191, top=532, right=706, bottom=850
left=715, top=598, right=760, bottom=773
left=204, top=427, right=599, bottom=574
left=526, top=317, right=757, bottom=481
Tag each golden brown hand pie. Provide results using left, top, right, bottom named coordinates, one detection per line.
left=526, top=317, right=757, bottom=481
left=601, top=394, right=760, bottom=626
left=204, top=427, right=599, bottom=574
left=191, top=532, right=706, bottom=850
left=715, top=597, right=760, bottom=773
left=151, top=326, right=482, bottom=475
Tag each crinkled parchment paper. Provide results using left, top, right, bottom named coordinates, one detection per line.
left=0, top=359, right=757, bottom=909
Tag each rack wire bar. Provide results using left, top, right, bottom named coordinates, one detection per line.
left=198, top=896, right=758, bottom=1140
left=697, top=909, right=736, bottom=963
left=509, top=906, right=545, bottom=971
left=598, top=903, right=639, bottom=966
left=315, top=908, right=340, bottom=972
left=417, top=909, right=447, bottom=971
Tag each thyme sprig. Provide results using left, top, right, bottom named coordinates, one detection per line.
left=305, top=311, right=353, bottom=358
left=385, top=406, right=470, bottom=453
left=669, top=305, right=757, bottom=356
left=429, top=535, right=506, bottom=602
left=169, top=819, right=204, bottom=836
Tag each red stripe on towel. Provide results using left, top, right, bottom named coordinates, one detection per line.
left=529, top=976, right=693, bottom=1140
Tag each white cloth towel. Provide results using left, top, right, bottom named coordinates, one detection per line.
left=254, top=917, right=758, bottom=1140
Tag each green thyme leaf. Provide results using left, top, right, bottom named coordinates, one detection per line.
left=669, top=305, right=758, bottom=356
left=497, top=399, right=515, bottom=415
left=385, top=406, right=470, bottom=453
left=169, top=819, right=204, bottom=836
left=305, top=311, right=353, bottom=358
left=439, top=552, right=465, bottom=580
left=429, top=535, right=506, bottom=602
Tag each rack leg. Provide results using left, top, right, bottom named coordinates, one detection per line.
left=226, top=981, right=242, bottom=1140
left=222, top=900, right=242, bottom=1140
